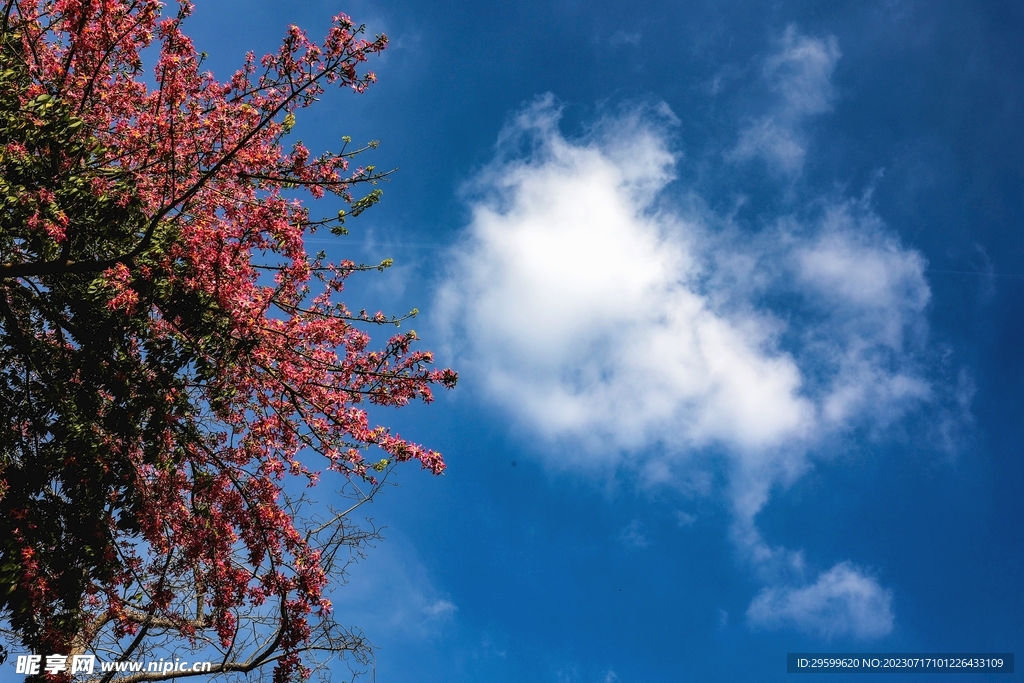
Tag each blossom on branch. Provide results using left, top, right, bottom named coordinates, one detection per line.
left=0, top=1, right=455, bottom=680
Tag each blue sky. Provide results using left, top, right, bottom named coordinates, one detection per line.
left=185, top=1, right=1022, bottom=681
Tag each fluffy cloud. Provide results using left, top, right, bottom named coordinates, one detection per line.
left=438, top=95, right=931, bottom=482
left=437, top=29, right=946, bottom=640
left=729, top=26, right=841, bottom=175
left=438, top=95, right=816, bottom=462
left=747, top=562, right=894, bottom=639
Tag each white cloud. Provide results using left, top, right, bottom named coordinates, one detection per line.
left=765, top=200, right=934, bottom=431
left=437, top=82, right=950, bottom=638
left=747, top=562, right=894, bottom=639
left=438, top=95, right=934, bottom=481
left=423, top=599, right=458, bottom=617
left=676, top=511, right=697, bottom=527
left=732, top=118, right=809, bottom=175
left=765, top=26, right=842, bottom=119
left=793, top=207, right=930, bottom=347
left=729, top=26, right=841, bottom=175
left=439, top=95, right=816, bottom=465
left=619, top=520, right=650, bottom=549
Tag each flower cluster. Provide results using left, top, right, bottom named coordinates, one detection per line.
left=0, top=1, right=454, bottom=679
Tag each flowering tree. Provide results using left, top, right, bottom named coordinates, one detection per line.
left=0, top=0, right=455, bottom=680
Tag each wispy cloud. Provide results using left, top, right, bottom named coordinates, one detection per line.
left=608, top=30, right=641, bottom=47
left=729, top=26, right=841, bottom=175
left=619, top=519, right=650, bottom=549
left=792, top=207, right=933, bottom=428
left=331, top=533, right=458, bottom=641
left=423, top=599, right=459, bottom=617
left=747, top=562, right=894, bottom=639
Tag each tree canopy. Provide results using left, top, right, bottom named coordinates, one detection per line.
left=0, top=1, right=455, bottom=679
